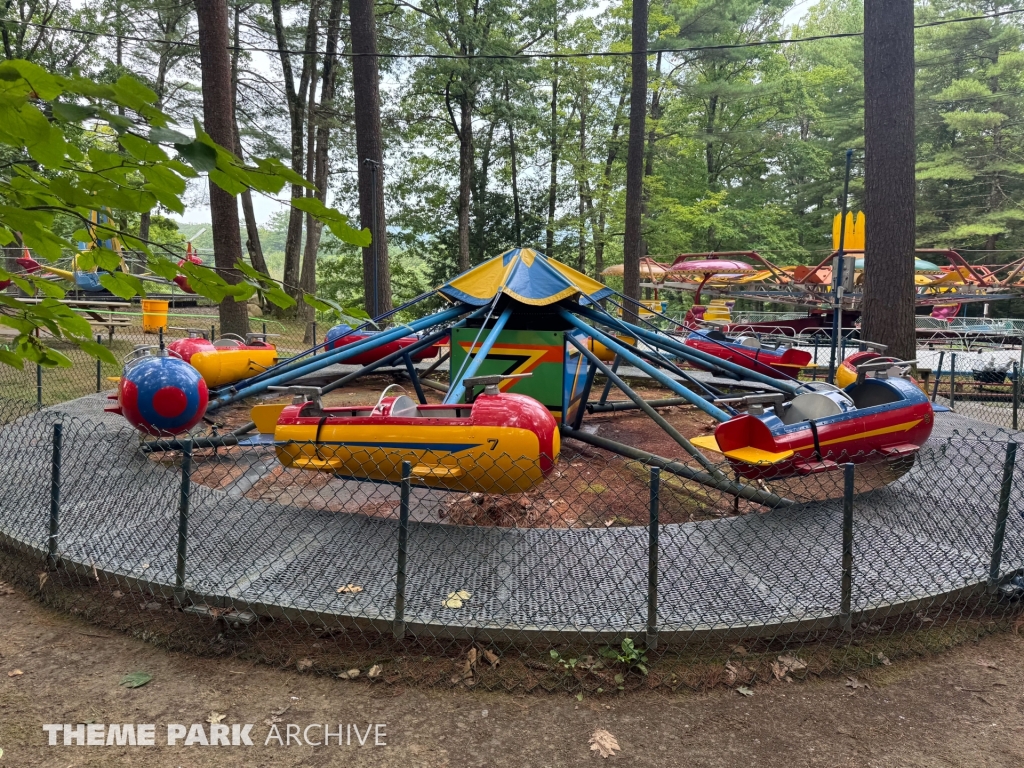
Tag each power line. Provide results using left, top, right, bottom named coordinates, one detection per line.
left=8, top=6, right=1024, bottom=62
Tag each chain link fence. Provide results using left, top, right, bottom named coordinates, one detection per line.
left=0, top=316, right=320, bottom=411
left=0, top=380, right=1022, bottom=692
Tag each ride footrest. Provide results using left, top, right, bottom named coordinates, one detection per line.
left=290, top=457, right=344, bottom=471
left=881, top=443, right=920, bottom=458
left=411, top=465, right=465, bottom=479
left=792, top=458, right=840, bottom=475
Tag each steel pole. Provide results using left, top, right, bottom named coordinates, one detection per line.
left=174, top=440, right=193, bottom=604
left=841, top=462, right=855, bottom=632
left=646, top=467, right=660, bottom=650
left=47, top=422, right=62, bottom=569
left=987, top=442, right=1017, bottom=594
left=394, top=461, right=411, bottom=638
left=828, top=149, right=855, bottom=385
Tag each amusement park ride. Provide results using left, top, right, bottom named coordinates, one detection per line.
left=102, top=238, right=965, bottom=507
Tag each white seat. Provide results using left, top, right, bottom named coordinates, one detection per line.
left=389, top=395, right=420, bottom=418
left=738, top=336, right=761, bottom=349
left=782, top=392, right=845, bottom=425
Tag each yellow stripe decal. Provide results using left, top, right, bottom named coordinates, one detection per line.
left=790, top=419, right=923, bottom=453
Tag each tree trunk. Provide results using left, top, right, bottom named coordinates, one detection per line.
left=591, top=90, right=627, bottom=280
left=271, top=0, right=317, bottom=308
left=505, top=80, right=522, bottom=248
left=641, top=51, right=663, bottom=261
left=705, top=93, right=719, bottom=189
left=577, top=96, right=588, bottom=273
left=473, top=118, right=495, bottom=256
left=860, top=0, right=916, bottom=362
left=298, top=50, right=319, bottom=338
left=622, top=0, right=648, bottom=320
left=231, top=0, right=268, bottom=276
left=299, top=0, right=344, bottom=341
left=195, top=0, right=248, bottom=337
left=546, top=24, right=559, bottom=256
left=457, top=93, right=474, bottom=272
left=350, top=0, right=393, bottom=316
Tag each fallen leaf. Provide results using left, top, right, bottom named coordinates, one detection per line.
left=111, top=590, right=123, bottom=599
left=207, top=712, right=226, bottom=724
left=8, top=669, right=23, bottom=677
left=263, top=716, right=282, bottom=726
left=443, top=590, right=472, bottom=609
left=296, top=658, right=313, bottom=671
left=368, top=664, right=382, bottom=679
left=770, top=662, right=792, bottom=683
left=271, top=704, right=291, bottom=716
left=845, top=676, right=869, bottom=690
left=0, top=581, right=14, bottom=596
left=119, top=671, right=153, bottom=689
left=975, top=659, right=999, bottom=670
left=336, top=584, right=363, bottom=594
left=724, top=662, right=750, bottom=686
left=778, top=654, right=807, bottom=673
left=877, top=653, right=891, bottom=666
left=736, top=686, right=754, bottom=697
left=773, top=654, right=806, bottom=680
left=37, top=572, right=48, bottom=590
left=451, top=649, right=477, bottom=684
left=482, top=649, right=500, bottom=667
left=338, top=668, right=360, bottom=680
left=589, top=728, right=620, bottom=758
left=731, top=644, right=748, bottom=656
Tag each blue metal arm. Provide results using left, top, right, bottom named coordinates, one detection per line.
left=558, top=309, right=732, bottom=422
left=575, top=305, right=803, bottom=396
left=444, top=305, right=514, bottom=404
left=208, top=304, right=470, bottom=410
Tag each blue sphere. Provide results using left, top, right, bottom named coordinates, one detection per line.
left=118, top=355, right=209, bottom=435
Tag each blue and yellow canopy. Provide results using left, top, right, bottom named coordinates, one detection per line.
left=439, top=248, right=612, bottom=307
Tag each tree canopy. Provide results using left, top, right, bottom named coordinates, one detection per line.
left=1, top=0, right=1022, bottom=355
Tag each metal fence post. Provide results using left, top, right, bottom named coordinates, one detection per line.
left=931, top=350, right=945, bottom=403
left=950, top=352, right=957, bottom=409
left=95, top=334, right=102, bottom=393
left=35, top=363, right=42, bottom=410
left=47, top=422, right=62, bottom=569
left=646, top=467, right=661, bottom=650
left=987, top=441, right=1018, bottom=594
left=393, top=461, right=411, bottom=639
left=1014, top=363, right=1020, bottom=432
left=841, top=462, right=855, bottom=632
left=174, top=440, right=193, bottom=604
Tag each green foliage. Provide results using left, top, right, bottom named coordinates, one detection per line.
left=317, top=238, right=430, bottom=321
left=0, top=60, right=368, bottom=367
left=549, top=649, right=580, bottom=675
left=599, top=637, right=649, bottom=676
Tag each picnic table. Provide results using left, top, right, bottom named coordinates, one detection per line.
left=11, top=298, right=134, bottom=340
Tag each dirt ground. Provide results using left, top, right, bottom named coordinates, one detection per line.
left=2, top=587, right=1024, bottom=767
